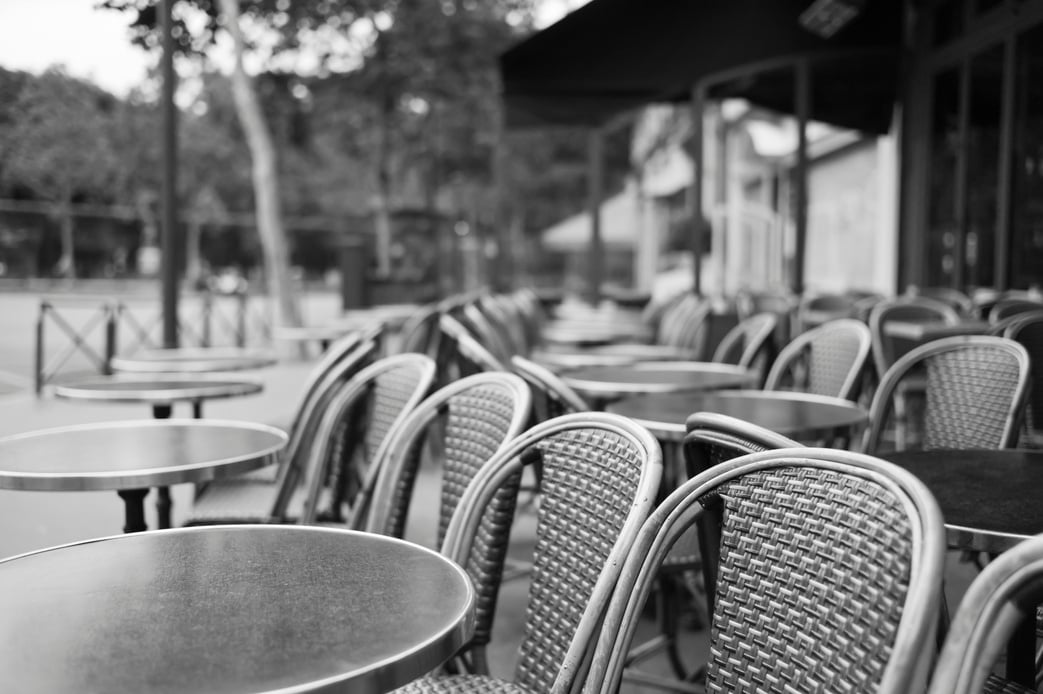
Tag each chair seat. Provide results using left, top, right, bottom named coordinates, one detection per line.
left=184, top=480, right=279, bottom=525
left=395, top=675, right=533, bottom=693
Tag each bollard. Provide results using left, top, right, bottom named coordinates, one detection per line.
left=34, top=301, right=47, bottom=395
left=103, top=302, right=117, bottom=375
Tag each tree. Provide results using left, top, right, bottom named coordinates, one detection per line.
left=0, top=69, right=122, bottom=277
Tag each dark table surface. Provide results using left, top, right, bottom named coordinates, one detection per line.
left=110, top=347, right=278, bottom=373
left=880, top=448, right=1043, bottom=554
left=0, top=526, right=475, bottom=693
left=561, top=361, right=755, bottom=404
left=607, top=389, right=867, bottom=442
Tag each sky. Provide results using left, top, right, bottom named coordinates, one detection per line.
left=0, top=0, right=152, bottom=96
left=0, top=0, right=585, bottom=98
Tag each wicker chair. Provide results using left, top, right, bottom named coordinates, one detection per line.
left=395, top=412, right=663, bottom=694
left=588, top=446, right=947, bottom=694
left=1002, top=312, right=1043, bottom=447
left=764, top=318, right=872, bottom=402
left=189, top=335, right=378, bottom=503
left=908, top=285, right=973, bottom=315
left=510, top=354, right=590, bottom=424
left=618, top=413, right=801, bottom=691
left=927, top=533, right=1043, bottom=694
left=862, top=335, right=1031, bottom=455
left=364, top=372, right=532, bottom=674
left=868, top=297, right=960, bottom=380
left=185, top=353, right=436, bottom=526
left=710, top=312, right=778, bottom=387
left=462, top=302, right=516, bottom=364
left=436, top=314, right=507, bottom=382
left=399, top=303, right=443, bottom=356
left=989, top=298, right=1043, bottom=324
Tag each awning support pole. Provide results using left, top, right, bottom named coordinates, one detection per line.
left=690, top=83, right=706, bottom=296
left=793, top=57, right=810, bottom=296
left=586, top=128, right=604, bottom=305
left=160, top=0, right=180, bottom=348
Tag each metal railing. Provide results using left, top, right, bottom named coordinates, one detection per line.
left=34, top=292, right=273, bottom=393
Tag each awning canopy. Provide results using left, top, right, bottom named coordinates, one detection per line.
left=501, top=0, right=903, bottom=134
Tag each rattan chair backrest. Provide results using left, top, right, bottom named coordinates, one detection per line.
left=867, top=297, right=960, bottom=378
left=436, top=314, right=507, bottom=380
left=479, top=293, right=531, bottom=356
left=272, top=352, right=436, bottom=524
left=656, top=294, right=713, bottom=357
left=589, top=447, right=946, bottom=694
left=1002, top=311, right=1043, bottom=436
left=510, top=354, right=590, bottom=423
left=711, top=312, right=778, bottom=385
left=764, top=318, right=872, bottom=401
left=863, top=335, right=1031, bottom=453
left=988, top=298, right=1043, bottom=323
left=927, top=532, right=1043, bottom=694
left=398, top=303, right=442, bottom=356
left=440, top=412, right=662, bottom=693
left=462, top=302, right=515, bottom=363
left=364, top=372, right=532, bottom=660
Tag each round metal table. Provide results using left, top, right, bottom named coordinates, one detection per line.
left=607, top=389, right=868, bottom=442
left=54, top=375, right=263, bottom=419
left=535, top=344, right=698, bottom=371
left=0, top=420, right=286, bottom=533
left=0, top=525, right=475, bottom=694
left=561, top=361, right=755, bottom=406
left=110, top=347, right=278, bottom=374
left=880, top=448, right=1043, bottom=555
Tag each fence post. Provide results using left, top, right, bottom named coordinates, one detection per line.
left=34, top=301, right=46, bottom=395
left=201, top=292, right=212, bottom=348
left=237, top=292, right=247, bottom=347
left=104, top=302, right=117, bottom=375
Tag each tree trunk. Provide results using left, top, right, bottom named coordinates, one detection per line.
left=218, top=0, right=301, bottom=331
left=57, top=200, right=75, bottom=279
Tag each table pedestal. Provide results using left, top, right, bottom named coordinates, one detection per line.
left=116, top=489, right=150, bottom=533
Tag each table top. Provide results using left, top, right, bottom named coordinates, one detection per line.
left=535, top=344, right=698, bottom=370
left=561, top=361, right=755, bottom=401
left=0, top=526, right=475, bottom=694
left=540, top=320, right=653, bottom=347
left=110, top=347, right=278, bottom=373
left=53, top=375, right=263, bottom=405
left=0, top=419, right=286, bottom=491
left=881, top=319, right=990, bottom=341
left=607, top=390, right=868, bottom=442
left=881, top=448, right=1043, bottom=554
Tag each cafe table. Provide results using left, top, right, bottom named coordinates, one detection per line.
left=560, top=361, right=756, bottom=408
left=0, top=419, right=286, bottom=533
left=607, top=389, right=868, bottom=443
left=0, top=525, right=475, bottom=694
left=53, top=374, right=266, bottom=526
left=880, top=448, right=1043, bottom=687
left=110, top=346, right=278, bottom=374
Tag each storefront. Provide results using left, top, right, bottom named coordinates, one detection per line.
left=901, top=0, right=1043, bottom=292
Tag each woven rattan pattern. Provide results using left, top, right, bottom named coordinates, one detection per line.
left=983, top=674, right=1035, bottom=693
left=922, top=346, right=1023, bottom=449
left=707, top=467, right=912, bottom=693
left=511, top=428, right=645, bottom=692
left=396, top=674, right=532, bottom=693
left=805, top=326, right=866, bottom=398
left=364, top=365, right=430, bottom=461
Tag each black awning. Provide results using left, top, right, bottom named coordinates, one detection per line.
left=500, top=0, right=903, bottom=133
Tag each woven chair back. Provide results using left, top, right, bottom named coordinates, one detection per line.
left=462, top=302, right=515, bottom=363
left=765, top=318, right=871, bottom=401
left=273, top=352, right=436, bottom=524
left=711, top=312, right=778, bottom=385
left=438, top=412, right=662, bottom=693
left=868, top=297, right=960, bottom=379
left=364, top=373, right=531, bottom=666
left=1002, top=311, right=1043, bottom=439
left=510, top=354, right=590, bottom=424
left=656, top=294, right=713, bottom=356
left=863, top=335, right=1031, bottom=453
left=479, top=293, right=531, bottom=356
left=989, top=297, right=1043, bottom=323
left=436, top=314, right=507, bottom=382
left=589, top=447, right=946, bottom=694
left=910, top=286, right=973, bottom=315
left=927, top=532, right=1043, bottom=694
left=399, top=303, right=442, bottom=356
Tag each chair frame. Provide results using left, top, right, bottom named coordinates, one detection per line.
left=510, top=354, right=590, bottom=422
left=764, top=318, right=872, bottom=401
left=589, top=447, right=946, bottom=694
left=862, top=335, right=1031, bottom=454
left=437, top=412, right=663, bottom=694
left=867, top=296, right=960, bottom=380
left=277, top=352, right=436, bottom=524
left=437, top=314, right=507, bottom=377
